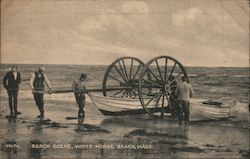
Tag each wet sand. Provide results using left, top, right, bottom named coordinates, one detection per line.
left=0, top=96, right=249, bottom=159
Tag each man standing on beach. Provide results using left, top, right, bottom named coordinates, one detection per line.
left=72, top=73, right=87, bottom=118
left=175, top=76, right=194, bottom=125
left=29, top=66, right=52, bottom=118
left=3, top=66, right=21, bottom=118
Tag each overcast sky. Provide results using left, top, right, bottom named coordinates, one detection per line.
left=1, top=0, right=249, bottom=67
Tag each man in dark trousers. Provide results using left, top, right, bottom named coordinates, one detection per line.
left=3, top=66, right=21, bottom=118
left=72, top=73, right=87, bottom=118
left=29, top=66, right=52, bottom=118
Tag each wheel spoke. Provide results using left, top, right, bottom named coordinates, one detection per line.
left=168, top=92, right=181, bottom=107
left=146, top=67, right=161, bottom=84
left=122, top=59, right=129, bottom=80
left=131, top=64, right=141, bottom=80
left=108, top=75, right=125, bottom=84
left=142, top=78, right=162, bottom=88
left=164, top=58, right=168, bottom=83
left=170, top=85, right=177, bottom=88
left=113, top=65, right=127, bottom=82
left=166, top=62, right=177, bottom=83
left=155, top=59, right=164, bottom=83
left=145, top=92, right=162, bottom=107
left=161, top=92, right=165, bottom=118
left=129, top=91, right=133, bottom=97
left=112, top=89, right=125, bottom=97
left=129, top=58, right=134, bottom=80
left=122, top=90, right=128, bottom=97
left=164, top=92, right=170, bottom=107
left=110, top=70, right=122, bottom=80
left=164, top=92, right=173, bottom=114
left=168, top=71, right=183, bottom=85
left=154, top=93, right=162, bottom=112
left=118, top=61, right=128, bottom=81
left=126, top=91, right=129, bottom=97
left=130, top=89, right=137, bottom=97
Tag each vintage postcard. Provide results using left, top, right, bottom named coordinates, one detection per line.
left=0, top=0, right=249, bottom=158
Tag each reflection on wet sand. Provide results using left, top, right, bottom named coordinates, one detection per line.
left=29, top=139, right=42, bottom=159
left=97, top=117, right=190, bottom=159
left=0, top=103, right=248, bottom=159
left=71, top=117, right=86, bottom=159
left=29, top=120, right=48, bottom=159
left=71, top=116, right=85, bottom=159
left=77, top=117, right=84, bottom=125
left=74, top=116, right=110, bottom=134
left=71, top=116, right=111, bottom=159
left=100, top=116, right=189, bottom=140
left=2, top=120, right=18, bottom=159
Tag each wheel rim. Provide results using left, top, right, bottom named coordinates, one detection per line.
left=139, top=56, right=189, bottom=118
left=103, top=57, right=144, bottom=98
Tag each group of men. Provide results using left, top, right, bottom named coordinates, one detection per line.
left=2, top=66, right=86, bottom=119
left=3, top=65, right=194, bottom=125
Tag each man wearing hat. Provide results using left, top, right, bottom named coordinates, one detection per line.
left=3, top=66, right=21, bottom=118
left=29, top=66, right=52, bottom=118
left=72, top=73, right=87, bottom=118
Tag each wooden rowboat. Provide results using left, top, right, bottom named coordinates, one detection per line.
left=89, top=94, right=237, bottom=121
left=88, top=93, right=152, bottom=116
left=189, top=97, right=237, bottom=121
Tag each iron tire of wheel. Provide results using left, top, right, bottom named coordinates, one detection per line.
left=138, top=56, right=189, bottom=119
left=103, top=57, right=145, bottom=98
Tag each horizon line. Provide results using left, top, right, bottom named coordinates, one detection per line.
left=0, top=62, right=249, bottom=68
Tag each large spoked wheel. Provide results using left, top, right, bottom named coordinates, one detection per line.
left=103, top=57, right=144, bottom=98
left=139, top=56, right=189, bottom=119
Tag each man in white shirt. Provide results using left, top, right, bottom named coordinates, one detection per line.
left=175, top=76, right=194, bottom=125
left=29, top=66, right=52, bottom=118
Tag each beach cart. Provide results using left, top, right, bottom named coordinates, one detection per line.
left=51, top=56, right=237, bottom=120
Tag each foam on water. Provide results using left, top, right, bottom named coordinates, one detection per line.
left=231, top=102, right=249, bottom=121
left=0, top=64, right=249, bottom=121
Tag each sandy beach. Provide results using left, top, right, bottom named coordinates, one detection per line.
left=0, top=92, right=249, bottom=159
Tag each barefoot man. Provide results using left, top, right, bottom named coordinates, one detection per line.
left=175, top=76, right=194, bottom=125
left=72, top=73, right=87, bottom=118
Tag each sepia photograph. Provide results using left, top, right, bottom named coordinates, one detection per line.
left=0, top=0, right=249, bottom=158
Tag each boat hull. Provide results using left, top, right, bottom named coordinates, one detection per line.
left=190, top=99, right=231, bottom=121
left=89, top=93, right=170, bottom=116
left=89, top=94, right=236, bottom=121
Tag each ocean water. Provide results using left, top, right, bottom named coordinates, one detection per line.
left=0, top=64, right=249, bottom=159
left=0, top=64, right=249, bottom=102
